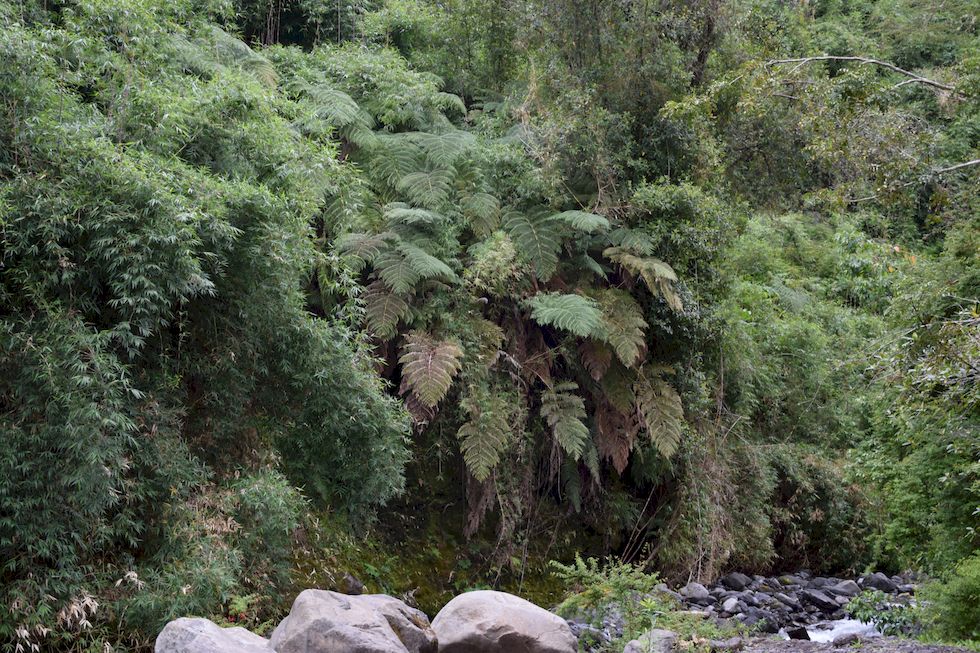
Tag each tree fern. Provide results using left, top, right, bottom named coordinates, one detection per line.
left=462, top=192, right=501, bottom=237
left=412, top=130, right=476, bottom=166
left=384, top=202, right=446, bottom=226
left=525, top=293, right=604, bottom=338
left=337, top=232, right=390, bottom=269
left=594, top=288, right=648, bottom=367
left=371, top=135, right=425, bottom=185
left=457, top=389, right=512, bottom=481
left=397, top=168, right=455, bottom=209
left=634, top=367, right=684, bottom=458
left=580, top=340, right=613, bottom=381
left=540, top=382, right=590, bottom=460
left=375, top=250, right=421, bottom=293
left=398, top=331, right=463, bottom=408
left=504, top=210, right=561, bottom=280
left=397, top=241, right=456, bottom=281
left=552, top=210, right=610, bottom=233
left=608, top=227, right=655, bottom=255
left=363, top=281, right=409, bottom=339
left=595, top=401, right=638, bottom=474
left=604, top=246, right=683, bottom=311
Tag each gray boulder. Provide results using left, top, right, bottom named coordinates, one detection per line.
left=721, top=597, right=741, bottom=614
left=720, top=573, right=752, bottom=591
left=432, top=590, right=576, bottom=653
left=800, top=589, right=838, bottom=612
left=623, top=629, right=677, bottom=653
left=829, top=580, right=861, bottom=597
left=679, top=583, right=710, bottom=601
left=270, top=590, right=437, bottom=653
left=861, top=572, right=898, bottom=593
left=156, top=618, right=269, bottom=653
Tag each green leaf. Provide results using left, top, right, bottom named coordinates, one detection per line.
left=376, top=251, right=421, bottom=294
left=635, top=368, right=684, bottom=458
left=383, top=202, right=446, bottom=225
left=541, top=381, right=590, bottom=460
left=398, top=331, right=463, bottom=407
left=457, top=389, right=511, bottom=481
left=594, top=288, right=648, bottom=367
left=363, top=281, right=409, bottom=339
left=397, top=168, right=455, bottom=209
left=525, top=293, right=604, bottom=337
left=397, top=242, right=456, bottom=281
left=552, top=210, right=610, bottom=233
left=504, top=210, right=561, bottom=280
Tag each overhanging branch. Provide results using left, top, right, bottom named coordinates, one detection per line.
left=766, top=55, right=960, bottom=94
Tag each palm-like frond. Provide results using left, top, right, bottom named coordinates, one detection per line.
left=552, top=210, right=610, bottom=233
left=383, top=202, right=446, bottom=226
left=634, top=367, right=684, bottom=458
left=540, top=382, right=590, bottom=460
left=462, top=192, right=501, bottom=237
left=458, top=389, right=511, bottom=481
left=362, top=281, right=410, bottom=339
left=525, top=293, right=604, bottom=337
left=397, top=241, right=456, bottom=281
left=397, top=168, right=455, bottom=209
left=504, top=210, right=561, bottom=280
left=594, top=288, right=648, bottom=367
left=604, top=246, right=683, bottom=311
left=375, top=250, right=421, bottom=293
left=398, top=331, right=463, bottom=408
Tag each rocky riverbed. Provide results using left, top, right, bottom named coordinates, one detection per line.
left=155, top=570, right=939, bottom=653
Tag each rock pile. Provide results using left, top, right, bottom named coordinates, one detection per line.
left=156, top=589, right=578, bottom=653
left=668, top=571, right=913, bottom=632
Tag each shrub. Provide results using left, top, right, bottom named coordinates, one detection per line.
left=920, top=552, right=980, bottom=643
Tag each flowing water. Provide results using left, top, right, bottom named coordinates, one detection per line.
left=806, top=619, right=881, bottom=642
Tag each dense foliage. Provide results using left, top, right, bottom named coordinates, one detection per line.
left=0, top=0, right=976, bottom=648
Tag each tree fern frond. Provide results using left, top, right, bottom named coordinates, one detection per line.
left=525, top=293, right=604, bottom=338
left=207, top=27, right=277, bottom=87
left=595, top=401, right=638, bottom=474
left=604, top=246, right=683, bottom=311
left=302, top=84, right=364, bottom=127
left=376, top=250, right=421, bottom=293
left=540, top=381, right=590, bottom=460
left=600, top=361, right=636, bottom=414
left=412, top=130, right=476, bottom=166
left=579, top=340, right=613, bottom=381
left=594, top=288, right=648, bottom=367
left=435, top=92, right=467, bottom=115
left=577, top=254, right=608, bottom=279
left=635, top=368, right=684, bottom=458
left=370, top=135, right=425, bottom=185
left=363, top=281, right=410, bottom=339
left=504, top=210, right=561, bottom=280
left=552, top=210, right=610, bottom=233
left=337, top=232, right=390, bottom=269
left=608, top=227, right=655, bottom=255
left=398, top=331, right=463, bottom=408
left=384, top=202, right=446, bottom=226
left=397, top=242, right=456, bottom=281
left=457, top=389, right=511, bottom=481
left=397, top=168, right=455, bottom=209
left=462, top=192, right=500, bottom=237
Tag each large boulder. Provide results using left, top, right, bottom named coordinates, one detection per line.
left=432, top=590, right=576, bottom=653
left=860, top=572, right=898, bottom=593
left=828, top=580, right=860, bottom=597
left=270, top=590, right=437, bottom=653
left=679, top=583, right=710, bottom=602
left=799, top=589, right=839, bottom=612
left=720, top=573, right=753, bottom=591
left=156, top=618, right=270, bottom=653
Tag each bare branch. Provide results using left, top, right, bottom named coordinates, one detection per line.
left=766, top=55, right=960, bottom=94
left=849, top=158, right=980, bottom=202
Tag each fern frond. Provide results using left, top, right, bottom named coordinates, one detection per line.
left=363, top=281, right=409, bottom=339
left=208, top=27, right=278, bottom=87
left=371, top=134, right=425, bottom=185
left=435, top=91, right=468, bottom=115
left=457, top=388, right=512, bottom=481
left=579, top=340, right=613, bottom=381
left=525, top=293, right=604, bottom=338
left=540, top=382, right=590, bottom=460
left=608, top=227, right=655, bottom=255
left=604, top=246, right=683, bottom=311
left=462, top=192, right=500, bottom=237
left=412, top=130, right=476, bottom=166
left=594, top=288, right=648, bottom=367
left=577, top=254, right=608, bottom=279
left=397, top=168, right=455, bottom=209
left=302, top=84, right=364, bottom=127
left=504, top=210, right=561, bottom=280
left=397, top=242, right=456, bottom=281
left=337, top=232, right=390, bottom=269
left=595, top=401, right=638, bottom=474
left=634, top=368, right=684, bottom=458
left=398, top=331, right=463, bottom=408
left=552, top=210, right=610, bottom=233
left=383, top=202, right=446, bottom=226
left=375, top=250, right=421, bottom=294
left=600, top=361, right=636, bottom=414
